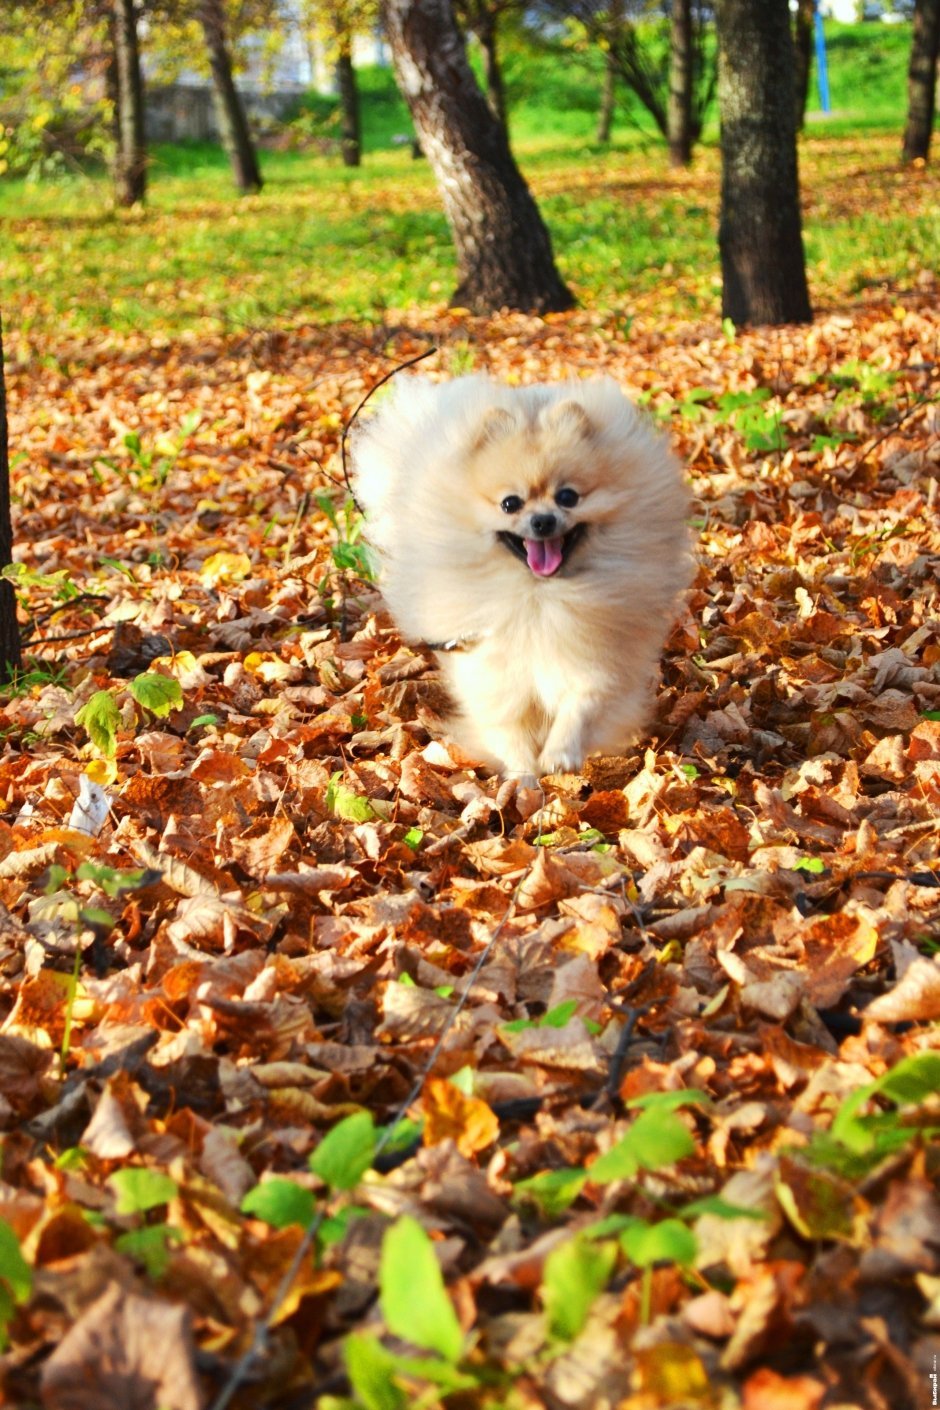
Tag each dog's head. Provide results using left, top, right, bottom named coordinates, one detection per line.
left=462, top=394, right=622, bottom=579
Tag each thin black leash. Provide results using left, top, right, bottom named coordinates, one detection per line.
left=339, top=345, right=438, bottom=516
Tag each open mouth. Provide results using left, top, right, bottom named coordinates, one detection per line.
left=497, top=524, right=586, bottom=578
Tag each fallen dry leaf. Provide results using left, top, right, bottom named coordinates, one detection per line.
left=0, top=197, right=937, bottom=1410
left=40, top=1283, right=203, bottom=1410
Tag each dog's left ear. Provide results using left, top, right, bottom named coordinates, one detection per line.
left=471, top=407, right=519, bottom=452
left=542, top=400, right=594, bottom=440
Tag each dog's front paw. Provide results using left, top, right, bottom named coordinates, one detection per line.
left=539, top=748, right=584, bottom=776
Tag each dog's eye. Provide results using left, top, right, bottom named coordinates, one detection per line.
left=500, top=494, right=523, bottom=514
left=555, top=487, right=580, bottom=508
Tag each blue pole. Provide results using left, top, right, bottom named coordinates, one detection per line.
left=815, top=7, right=831, bottom=114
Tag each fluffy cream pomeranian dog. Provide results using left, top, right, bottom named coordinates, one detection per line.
left=351, top=375, right=690, bottom=781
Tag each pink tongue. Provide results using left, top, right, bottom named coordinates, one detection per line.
left=524, top=536, right=564, bottom=577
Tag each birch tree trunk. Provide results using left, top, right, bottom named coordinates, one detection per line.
left=112, top=0, right=146, bottom=207
left=198, top=0, right=263, bottom=194
left=716, top=0, right=813, bottom=326
left=383, top=0, right=573, bottom=313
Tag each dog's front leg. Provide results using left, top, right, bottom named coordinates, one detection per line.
left=538, top=693, right=603, bottom=775
left=480, top=725, right=540, bottom=786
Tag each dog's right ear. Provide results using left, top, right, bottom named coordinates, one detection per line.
left=542, top=399, right=594, bottom=440
left=471, top=407, right=518, bottom=452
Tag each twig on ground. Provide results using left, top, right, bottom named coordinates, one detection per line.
left=339, top=346, right=437, bottom=515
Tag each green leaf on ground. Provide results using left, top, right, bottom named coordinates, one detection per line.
left=131, top=671, right=184, bottom=717
left=380, top=1216, right=463, bottom=1362
left=542, top=1235, right=617, bottom=1341
left=310, top=1111, right=376, bottom=1191
left=109, top=1167, right=178, bottom=1215
left=242, top=1179, right=317, bottom=1230
left=74, top=689, right=121, bottom=757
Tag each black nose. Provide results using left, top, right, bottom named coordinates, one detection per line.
left=529, top=513, right=558, bottom=537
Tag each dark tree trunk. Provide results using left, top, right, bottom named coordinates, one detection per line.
left=597, top=48, right=616, bottom=142
left=902, top=0, right=940, bottom=164
left=383, top=0, right=573, bottom=314
left=793, top=0, right=814, bottom=130
left=596, top=0, right=622, bottom=142
left=0, top=315, right=22, bottom=680
left=336, top=44, right=361, bottom=167
left=668, top=0, right=694, bottom=166
left=476, top=10, right=507, bottom=130
left=197, top=0, right=263, bottom=194
left=103, top=16, right=120, bottom=128
left=112, top=0, right=146, bottom=207
left=716, top=0, right=812, bottom=327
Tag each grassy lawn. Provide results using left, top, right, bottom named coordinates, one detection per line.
left=0, top=23, right=934, bottom=340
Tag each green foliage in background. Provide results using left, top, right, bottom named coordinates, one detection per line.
left=0, top=25, right=932, bottom=339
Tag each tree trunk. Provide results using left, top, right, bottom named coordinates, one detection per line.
left=793, top=0, right=814, bottom=130
left=596, top=47, right=616, bottom=142
left=104, top=14, right=120, bottom=130
left=336, top=43, right=361, bottom=167
left=716, top=0, right=812, bottom=327
left=383, top=0, right=573, bottom=314
left=596, top=0, right=623, bottom=143
left=0, top=314, right=22, bottom=680
left=197, top=0, right=263, bottom=194
left=566, top=0, right=667, bottom=136
left=476, top=10, right=507, bottom=131
left=112, top=0, right=146, bottom=207
left=668, top=0, right=694, bottom=166
left=902, top=0, right=940, bottom=164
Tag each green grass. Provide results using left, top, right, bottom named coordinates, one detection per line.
left=818, top=21, right=913, bottom=126
left=0, top=24, right=933, bottom=340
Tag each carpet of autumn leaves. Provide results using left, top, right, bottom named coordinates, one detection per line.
left=0, top=281, right=939, bottom=1410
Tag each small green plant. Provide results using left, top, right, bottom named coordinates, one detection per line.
left=2, top=562, right=83, bottom=605
left=504, top=998, right=601, bottom=1035
left=74, top=669, right=184, bottom=758
left=800, top=1051, right=940, bottom=1179
left=108, top=1167, right=182, bottom=1278
left=715, top=388, right=786, bottom=453
left=848, top=518, right=910, bottom=566
left=242, top=1179, right=318, bottom=1232
left=325, top=771, right=390, bottom=823
left=658, top=386, right=787, bottom=452
left=241, top=1111, right=383, bottom=1270
left=316, top=493, right=375, bottom=580
left=0, top=1220, right=32, bottom=1349
left=342, top=1216, right=479, bottom=1408
left=96, top=411, right=201, bottom=495
left=829, top=357, right=899, bottom=417
left=313, top=493, right=376, bottom=630
left=542, top=1234, right=619, bottom=1341
left=513, top=1093, right=738, bottom=1335
left=39, top=861, right=159, bottom=1072
left=0, top=660, right=70, bottom=699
